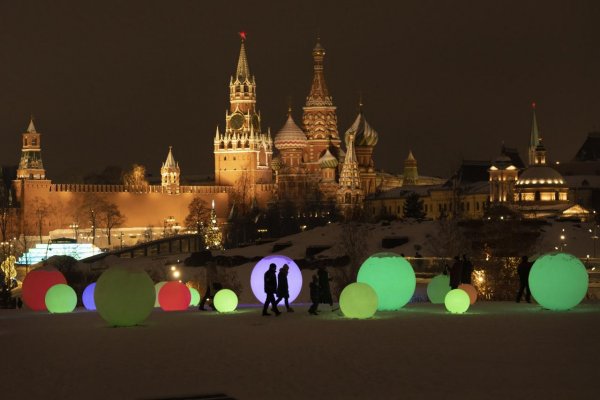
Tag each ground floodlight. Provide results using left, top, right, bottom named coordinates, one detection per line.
left=444, top=289, right=470, bottom=314
left=250, top=255, right=302, bottom=304
left=189, top=287, right=200, bottom=307
left=529, top=252, right=589, bottom=311
left=82, top=283, right=97, bottom=310
left=94, top=266, right=155, bottom=327
left=154, top=281, right=167, bottom=307
left=339, top=282, right=378, bottom=319
left=213, top=289, right=238, bottom=312
left=158, top=281, right=191, bottom=311
left=45, top=284, right=77, bottom=313
left=458, top=283, right=478, bottom=305
left=427, top=275, right=451, bottom=304
left=357, top=252, right=416, bottom=310
left=22, top=267, right=67, bottom=311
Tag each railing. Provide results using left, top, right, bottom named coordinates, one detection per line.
left=80, top=234, right=203, bottom=263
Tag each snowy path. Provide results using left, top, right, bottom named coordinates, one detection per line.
left=2, top=302, right=599, bottom=400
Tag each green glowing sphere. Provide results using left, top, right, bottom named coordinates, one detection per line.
left=154, top=281, right=167, bottom=307
left=427, top=275, right=451, bottom=304
left=357, top=252, right=416, bottom=310
left=339, top=282, right=378, bottom=319
left=444, top=289, right=470, bottom=314
left=529, top=252, right=589, bottom=311
left=189, top=287, right=200, bottom=307
left=45, top=284, right=77, bottom=313
left=95, top=266, right=155, bottom=327
left=213, top=289, right=238, bottom=312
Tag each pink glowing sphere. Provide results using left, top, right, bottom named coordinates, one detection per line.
left=158, top=281, right=192, bottom=311
left=458, top=284, right=478, bottom=305
left=250, top=255, right=303, bottom=304
left=22, top=267, right=67, bottom=311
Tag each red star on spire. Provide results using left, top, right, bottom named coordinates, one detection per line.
left=239, top=31, right=247, bottom=41
left=532, top=101, right=536, bottom=109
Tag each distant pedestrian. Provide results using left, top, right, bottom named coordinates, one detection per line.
left=308, top=275, right=320, bottom=315
left=318, top=266, right=333, bottom=307
left=516, top=256, right=532, bottom=303
left=199, top=282, right=222, bottom=311
left=263, top=263, right=281, bottom=316
left=461, top=254, right=473, bottom=284
left=275, top=264, right=293, bottom=312
left=449, top=255, right=462, bottom=289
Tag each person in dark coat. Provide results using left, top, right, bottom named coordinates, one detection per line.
left=308, top=275, right=320, bottom=315
left=263, top=263, right=281, bottom=316
left=449, top=255, right=462, bottom=289
left=461, top=254, right=473, bottom=284
left=317, top=266, right=333, bottom=307
left=199, top=282, right=222, bottom=311
left=516, top=255, right=532, bottom=303
left=275, top=264, right=293, bottom=312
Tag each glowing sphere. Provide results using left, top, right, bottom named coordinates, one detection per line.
left=154, top=281, right=167, bottom=307
left=444, top=289, right=470, bottom=314
left=94, top=266, right=155, bottom=327
left=427, top=275, right=451, bottom=304
left=189, top=287, right=200, bottom=307
left=45, top=284, right=77, bottom=313
left=213, top=289, right=238, bottom=312
left=458, top=283, right=478, bottom=305
left=357, top=252, right=416, bottom=310
left=529, top=252, right=589, bottom=311
left=82, top=283, right=97, bottom=310
left=22, top=267, right=67, bottom=311
left=158, top=281, right=192, bottom=311
left=340, top=282, right=378, bottom=319
left=250, top=255, right=302, bottom=303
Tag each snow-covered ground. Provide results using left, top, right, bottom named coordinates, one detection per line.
left=3, top=301, right=599, bottom=399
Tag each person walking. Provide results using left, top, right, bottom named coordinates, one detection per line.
left=449, top=255, right=462, bottom=289
left=461, top=254, right=473, bottom=284
left=308, top=275, right=320, bottom=315
left=275, top=264, right=293, bottom=312
left=263, top=263, right=281, bottom=316
left=317, top=266, right=333, bottom=308
left=516, top=255, right=532, bottom=303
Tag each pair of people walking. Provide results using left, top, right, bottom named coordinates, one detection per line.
left=449, top=254, right=473, bottom=289
left=263, top=263, right=293, bottom=316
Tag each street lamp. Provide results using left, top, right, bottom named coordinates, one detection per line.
left=69, top=222, right=79, bottom=241
left=559, top=228, right=566, bottom=252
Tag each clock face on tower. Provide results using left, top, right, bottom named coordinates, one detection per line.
left=230, top=113, right=244, bottom=130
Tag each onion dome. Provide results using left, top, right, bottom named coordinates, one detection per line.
left=271, top=157, right=282, bottom=171
left=274, top=115, right=307, bottom=150
left=515, top=166, right=566, bottom=187
left=348, top=111, right=378, bottom=147
left=319, top=149, right=338, bottom=169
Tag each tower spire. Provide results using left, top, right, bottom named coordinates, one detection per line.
left=528, top=102, right=541, bottom=166
left=236, top=32, right=250, bottom=82
left=306, top=37, right=332, bottom=107
left=27, top=115, right=36, bottom=133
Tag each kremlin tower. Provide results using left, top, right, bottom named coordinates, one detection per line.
left=161, top=146, right=180, bottom=195
left=17, top=117, right=45, bottom=180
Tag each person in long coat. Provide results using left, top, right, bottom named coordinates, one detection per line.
left=308, top=275, right=320, bottom=315
left=449, top=256, right=462, bottom=289
left=516, top=255, right=532, bottom=303
left=317, top=266, right=333, bottom=306
left=263, top=263, right=281, bottom=316
left=275, top=264, right=293, bottom=312
left=461, top=254, right=473, bottom=284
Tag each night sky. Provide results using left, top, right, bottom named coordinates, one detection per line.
left=1, top=0, right=599, bottom=181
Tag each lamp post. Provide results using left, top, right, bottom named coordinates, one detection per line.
left=559, top=228, right=566, bottom=252
left=70, top=222, right=79, bottom=242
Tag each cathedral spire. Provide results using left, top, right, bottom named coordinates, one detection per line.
left=306, top=37, right=332, bottom=107
left=528, top=102, right=541, bottom=166
left=27, top=116, right=36, bottom=133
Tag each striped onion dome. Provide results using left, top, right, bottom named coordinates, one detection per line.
left=349, top=111, right=379, bottom=147
left=274, top=115, right=307, bottom=150
left=319, top=149, right=338, bottom=169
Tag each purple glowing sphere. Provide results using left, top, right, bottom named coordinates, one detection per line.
left=250, top=255, right=303, bottom=304
left=82, top=282, right=97, bottom=310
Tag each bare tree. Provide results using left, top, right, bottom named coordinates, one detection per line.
left=78, top=194, right=107, bottom=246
left=30, top=197, right=52, bottom=243
left=334, top=222, right=369, bottom=296
left=99, top=202, right=125, bottom=246
left=122, top=164, right=149, bottom=190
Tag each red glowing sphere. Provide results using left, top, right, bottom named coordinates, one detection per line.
left=158, top=281, right=191, bottom=311
left=22, top=267, right=67, bottom=311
